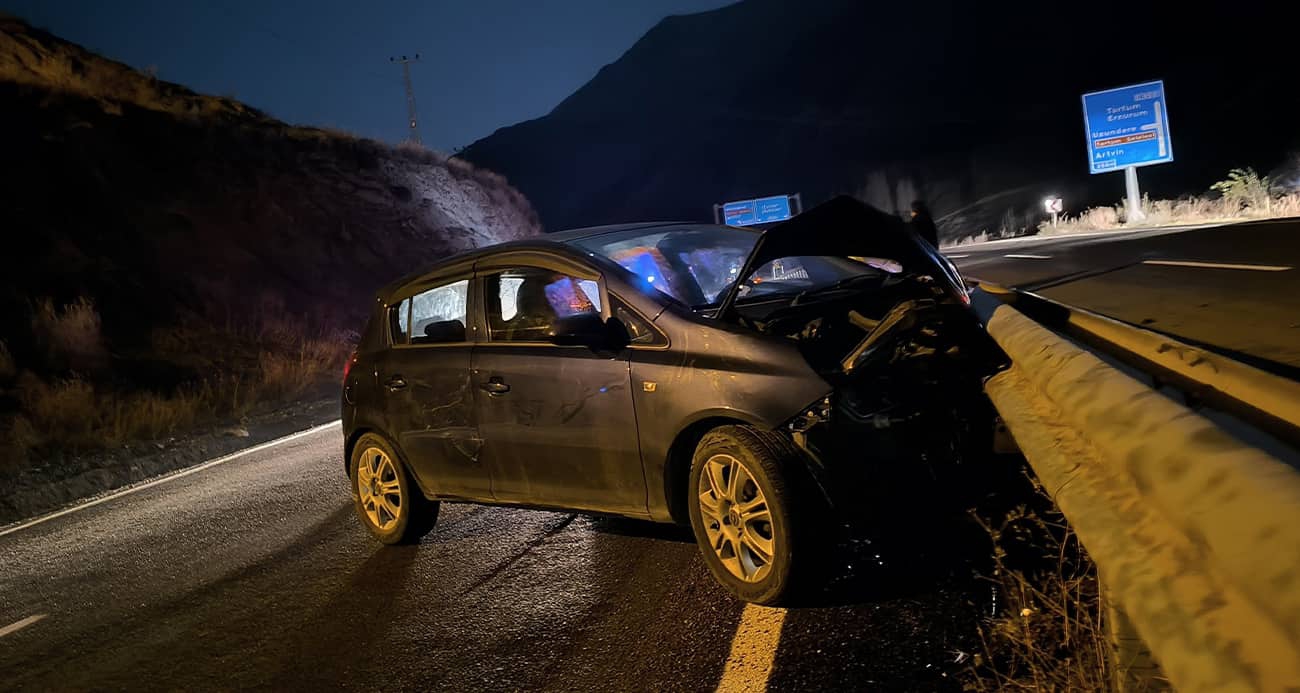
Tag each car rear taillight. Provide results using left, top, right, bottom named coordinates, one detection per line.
left=342, top=350, right=358, bottom=384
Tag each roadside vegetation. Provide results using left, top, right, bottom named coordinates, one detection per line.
left=1042, top=167, right=1300, bottom=235
left=944, top=167, right=1300, bottom=246
left=0, top=296, right=350, bottom=474
left=963, top=475, right=1112, bottom=691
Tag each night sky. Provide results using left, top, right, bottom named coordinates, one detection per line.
left=8, top=0, right=735, bottom=151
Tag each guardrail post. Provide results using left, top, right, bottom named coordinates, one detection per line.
left=1102, top=581, right=1168, bottom=691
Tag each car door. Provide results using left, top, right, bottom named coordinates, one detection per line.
left=381, top=272, right=492, bottom=500
left=471, top=257, right=646, bottom=515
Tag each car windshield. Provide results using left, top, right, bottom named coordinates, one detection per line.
left=570, top=226, right=895, bottom=309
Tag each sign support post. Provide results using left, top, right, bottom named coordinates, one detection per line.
left=1125, top=167, right=1145, bottom=222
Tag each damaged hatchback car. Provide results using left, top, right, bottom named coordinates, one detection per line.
left=341, top=196, right=1000, bottom=605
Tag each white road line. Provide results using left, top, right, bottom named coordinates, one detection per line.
left=0, top=420, right=341, bottom=539
left=0, top=614, right=47, bottom=638
left=944, top=254, right=970, bottom=259
left=1142, top=259, right=1292, bottom=272
left=716, top=604, right=787, bottom=692
left=1004, top=253, right=1053, bottom=259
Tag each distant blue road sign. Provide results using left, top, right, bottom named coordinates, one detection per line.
left=1082, top=80, right=1173, bottom=174
left=721, top=195, right=794, bottom=226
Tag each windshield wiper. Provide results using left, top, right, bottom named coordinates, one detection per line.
left=790, top=273, right=878, bottom=306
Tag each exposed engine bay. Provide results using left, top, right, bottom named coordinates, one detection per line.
left=733, top=265, right=1004, bottom=522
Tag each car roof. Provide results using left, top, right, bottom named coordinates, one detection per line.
left=378, top=221, right=738, bottom=301
left=542, top=221, right=696, bottom=242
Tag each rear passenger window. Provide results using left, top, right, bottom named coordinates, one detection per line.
left=390, top=279, right=469, bottom=345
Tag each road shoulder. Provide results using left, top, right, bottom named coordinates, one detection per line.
left=0, top=396, right=339, bottom=526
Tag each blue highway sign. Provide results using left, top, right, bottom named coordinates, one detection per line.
left=722, top=195, right=794, bottom=226
left=1082, top=80, right=1173, bottom=174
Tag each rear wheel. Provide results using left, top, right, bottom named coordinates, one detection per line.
left=688, top=425, right=825, bottom=605
left=350, top=433, right=439, bottom=545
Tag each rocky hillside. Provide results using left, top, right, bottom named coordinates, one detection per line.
left=0, top=16, right=539, bottom=476
left=461, top=0, right=1298, bottom=239
left=0, top=15, right=540, bottom=357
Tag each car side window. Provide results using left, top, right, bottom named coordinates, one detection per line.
left=486, top=268, right=601, bottom=342
left=390, top=279, right=469, bottom=345
left=610, top=295, right=665, bottom=347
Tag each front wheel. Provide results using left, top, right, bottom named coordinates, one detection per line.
left=688, top=425, right=823, bottom=605
left=350, top=433, right=439, bottom=545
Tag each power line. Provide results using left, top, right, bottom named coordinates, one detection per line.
left=389, top=54, right=422, bottom=145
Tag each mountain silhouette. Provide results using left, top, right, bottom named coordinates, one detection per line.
left=463, top=0, right=1298, bottom=239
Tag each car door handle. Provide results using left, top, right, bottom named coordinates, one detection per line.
left=480, top=378, right=510, bottom=395
left=385, top=376, right=407, bottom=391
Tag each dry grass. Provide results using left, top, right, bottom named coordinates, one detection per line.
left=947, top=168, right=1300, bottom=245
left=964, top=483, right=1112, bottom=691
left=1, top=293, right=350, bottom=469
left=4, top=416, right=41, bottom=470
left=947, top=229, right=1010, bottom=248
left=1044, top=169, right=1300, bottom=235
left=31, top=296, right=107, bottom=373
left=105, top=389, right=205, bottom=445
left=3, top=47, right=167, bottom=111
left=1054, top=204, right=1121, bottom=232
left=18, top=375, right=98, bottom=443
left=255, top=338, right=345, bottom=402
left=393, top=139, right=446, bottom=165
left=0, top=340, right=15, bottom=381
left=1, top=16, right=269, bottom=123
left=7, top=376, right=205, bottom=469
left=944, top=208, right=1042, bottom=247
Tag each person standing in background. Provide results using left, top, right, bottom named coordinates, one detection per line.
left=909, top=200, right=939, bottom=248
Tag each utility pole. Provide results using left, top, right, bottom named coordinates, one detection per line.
left=389, top=54, right=422, bottom=145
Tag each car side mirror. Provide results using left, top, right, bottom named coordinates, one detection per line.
left=416, top=319, right=465, bottom=344
left=548, top=313, right=628, bottom=350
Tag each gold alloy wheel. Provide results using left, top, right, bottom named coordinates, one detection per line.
left=357, top=446, right=403, bottom=532
left=697, top=453, right=776, bottom=582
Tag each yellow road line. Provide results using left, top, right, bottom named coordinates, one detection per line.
left=716, top=604, right=787, bottom=692
left=1142, top=259, right=1292, bottom=271
left=0, top=614, right=46, bottom=639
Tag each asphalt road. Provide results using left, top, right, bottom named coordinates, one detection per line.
left=0, top=423, right=1003, bottom=692
left=947, top=217, right=1300, bottom=368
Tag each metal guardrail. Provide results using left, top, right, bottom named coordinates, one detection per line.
left=970, top=286, right=1300, bottom=692
left=979, top=282, right=1300, bottom=450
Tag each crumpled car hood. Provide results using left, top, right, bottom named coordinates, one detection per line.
left=716, top=196, right=968, bottom=319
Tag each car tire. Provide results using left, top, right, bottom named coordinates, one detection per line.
left=687, top=425, right=825, bottom=605
left=350, top=433, right=439, bottom=545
